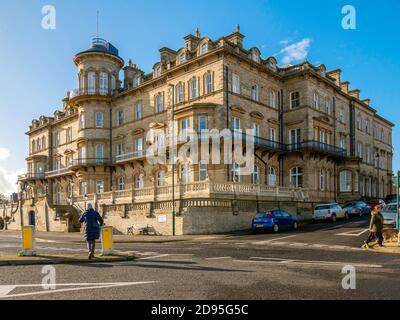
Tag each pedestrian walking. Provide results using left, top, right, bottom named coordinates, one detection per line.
left=79, top=203, right=104, bottom=260
left=364, top=204, right=384, bottom=248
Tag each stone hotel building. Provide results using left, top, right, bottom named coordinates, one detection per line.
left=5, top=27, right=394, bottom=235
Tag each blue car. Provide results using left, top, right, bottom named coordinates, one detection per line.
left=252, top=210, right=299, bottom=233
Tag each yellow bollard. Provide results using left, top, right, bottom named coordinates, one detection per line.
left=21, top=226, right=36, bottom=256
left=101, top=226, right=114, bottom=256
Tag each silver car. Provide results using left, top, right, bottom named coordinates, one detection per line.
left=381, top=203, right=399, bottom=228
left=313, top=203, right=348, bottom=222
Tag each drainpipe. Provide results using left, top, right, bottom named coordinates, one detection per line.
left=109, top=107, right=113, bottom=192
left=333, top=96, right=337, bottom=202
left=279, top=89, right=284, bottom=186
left=225, top=65, right=231, bottom=181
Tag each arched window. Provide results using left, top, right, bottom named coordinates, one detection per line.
left=339, top=170, right=352, bottom=192
left=135, top=174, right=144, bottom=189
left=117, top=177, right=125, bottom=191
left=290, top=167, right=303, bottom=188
left=200, top=42, right=208, bottom=55
left=268, top=167, right=277, bottom=187
left=251, top=165, right=259, bottom=185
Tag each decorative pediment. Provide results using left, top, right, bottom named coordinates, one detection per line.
left=268, top=118, right=278, bottom=124
left=250, top=111, right=264, bottom=120
left=114, top=134, right=126, bottom=141
left=131, top=128, right=145, bottom=136
left=230, top=106, right=246, bottom=115
left=64, top=149, right=74, bottom=155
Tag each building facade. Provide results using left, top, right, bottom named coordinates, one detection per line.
left=8, top=27, right=394, bottom=235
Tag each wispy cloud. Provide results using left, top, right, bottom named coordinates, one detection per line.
left=0, top=147, right=25, bottom=195
left=277, top=38, right=312, bottom=65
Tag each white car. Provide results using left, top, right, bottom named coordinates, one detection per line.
left=312, top=203, right=348, bottom=222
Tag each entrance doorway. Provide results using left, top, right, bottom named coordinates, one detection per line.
left=28, top=211, right=36, bottom=226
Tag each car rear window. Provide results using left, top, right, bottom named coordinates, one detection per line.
left=315, top=205, right=331, bottom=210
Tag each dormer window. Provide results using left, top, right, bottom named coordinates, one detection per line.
left=154, top=66, right=161, bottom=78
left=134, top=75, right=141, bottom=86
left=200, top=43, right=208, bottom=55
left=179, top=52, right=186, bottom=64
left=252, top=51, right=260, bottom=63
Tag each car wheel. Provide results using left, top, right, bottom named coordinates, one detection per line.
left=331, top=214, right=337, bottom=223
left=293, top=221, right=298, bottom=230
left=273, top=224, right=279, bottom=233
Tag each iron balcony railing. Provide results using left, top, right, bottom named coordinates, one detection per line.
left=68, top=87, right=117, bottom=100
left=45, top=168, right=74, bottom=178
left=114, top=150, right=146, bottom=163
left=18, top=173, right=45, bottom=180
left=285, top=140, right=347, bottom=157
left=68, top=158, right=112, bottom=168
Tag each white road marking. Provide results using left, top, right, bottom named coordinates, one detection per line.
left=205, top=257, right=232, bottom=260
left=0, top=281, right=158, bottom=299
left=136, top=254, right=170, bottom=261
left=337, top=228, right=369, bottom=237
left=236, top=257, right=382, bottom=268
left=252, top=235, right=297, bottom=245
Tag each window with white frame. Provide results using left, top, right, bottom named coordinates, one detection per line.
left=270, top=90, right=277, bottom=108
left=79, top=181, right=87, bottom=196
left=339, top=171, right=352, bottom=192
left=198, top=116, right=208, bottom=133
left=356, top=115, right=362, bottom=130
left=154, top=66, right=161, bottom=78
left=54, top=132, right=61, bottom=147
left=95, top=112, right=104, bottom=128
left=111, top=75, right=116, bottom=91
left=200, top=43, right=208, bottom=55
left=269, top=128, right=277, bottom=142
left=96, top=180, right=104, bottom=194
left=88, top=72, right=96, bottom=94
left=339, top=108, right=345, bottom=123
left=180, top=118, right=190, bottom=136
left=252, top=51, right=260, bottom=63
left=134, top=76, right=141, bottom=86
left=320, top=169, right=325, bottom=191
left=99, top=72, right=108, bottom=95
left=156, top=94, right=163, bottom=113
left=319, top=129, right=326, bottom=144
left=135, top=174, right=144, bottom=189
left=179, top=52, right=186, bottom=64
left=199, top=160, right=208, bottom=181
left=117, top=177, right=125, bottom=191
left=232, top=117, right=241, bottom=131
left=290, top=92, right=300, bottom=109
left=204, top=73, right=213, bottom=95
left=176, top=83, right=184, bottom=103
left=134, top=137, right=143, bottom=154
left=116, top=143, right=124, bottom=157
left=289, top=128, right=301, bottom=145
left=339, top=134, right=346, bottom=149
left=95, top=144, right=104, bottom=160
left=251, top=123, right=260, bottom=137
left=231, top=162, right=240, bottom=182
left=356, top=142, right=363, bottom=158
left=232, top=73, right=240, bottom=94
left=366, top=146, right=371, bottom=164
left=117, top=111, right=124, bottom=126
left=290, top=167, right=303, bottom=188
left=189, top=78, right=198, bottom=99
left=135, top=102, right=142, bottom=120
left=180, top=163, right=192, bottom=183
left=313, top=92, right=319, bottom=109
left=325, top=98, right=332, bottom=114
left=268, top=167, right=277, bottom=186
left=251, top=165, right=259, bottom=185
left=66, top=127, right=72, bottom=143
left=251, top=84, right=259, bottom=101
left=157, top=170, right=165, bottom=187
left=80, top=113, right=85, bottom=129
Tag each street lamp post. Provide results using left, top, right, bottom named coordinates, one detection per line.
left=169, top=84, right=176, bottom=237
left=376, top=153, right=380, bottom=198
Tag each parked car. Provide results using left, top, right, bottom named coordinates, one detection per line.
left=381, top=202, right=399, bottom=228
left=312, top=203, right=348, bottom=222
left=385, top=194, right=398, bottom=204
left=342, top=201, right=371, bottom=217
left=252, top=210, right=299, bottom=233
left=368, top=199, right=386, bottom=210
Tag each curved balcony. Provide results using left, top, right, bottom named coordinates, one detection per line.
left=68, top=87, right=117, bottom=105
left=68, top=158, right=112, bottom=170
left=45, top=168, right=74, bottom=178
left=18, top=173, right=45, bottom=181
left=114, top=150, right=146, bottom=164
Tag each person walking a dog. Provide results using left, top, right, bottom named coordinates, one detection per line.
left=364, top=204, right=384, bottom=248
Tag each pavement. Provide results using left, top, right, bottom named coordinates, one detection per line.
left=1, top=216, right=400, bottom=299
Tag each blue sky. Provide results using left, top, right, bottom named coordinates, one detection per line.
left=0, top=0, right=399, bottom=194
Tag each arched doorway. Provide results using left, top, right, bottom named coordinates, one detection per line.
left=28, top=211, right=36, bottom=226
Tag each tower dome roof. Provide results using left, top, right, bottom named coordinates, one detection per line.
left=74, top=38, right=124, bottom=65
